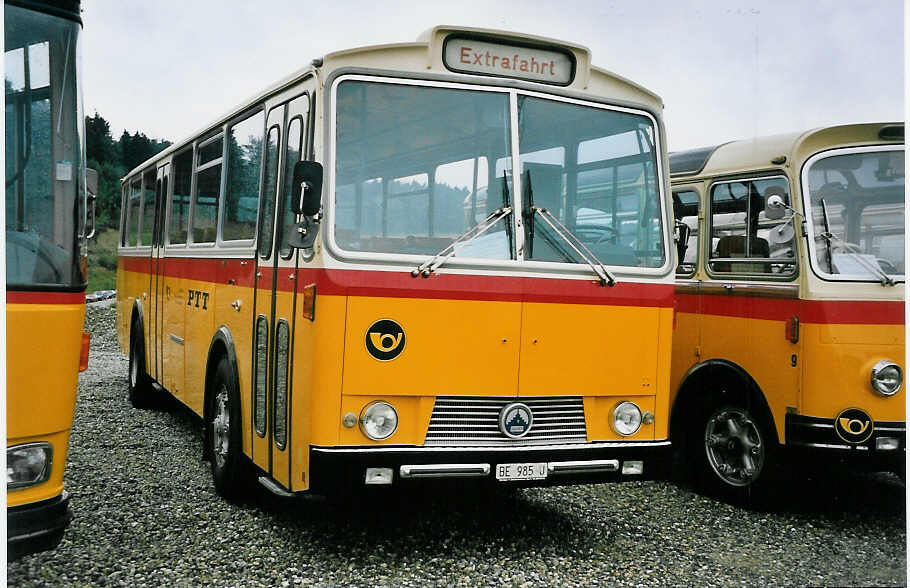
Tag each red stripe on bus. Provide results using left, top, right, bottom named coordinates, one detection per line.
left=299, top=268, right=675, bottom=307
left=119, top=255, right=674, bottom=307
left=7, top=291, right=86, bottom=304
left=675, top=292, right=904, bottom=325
left=801, top=299, right=904, bottom=325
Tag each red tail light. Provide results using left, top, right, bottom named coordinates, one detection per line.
left=79, top=332, right=91, bottom=371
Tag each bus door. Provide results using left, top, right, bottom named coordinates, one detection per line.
left=702, top=177, right=800, bottom=437
left=162, top=148, right=192, bottom=399
left=139, top=168, right=158, bottom=380
left=148, top=164, right=169, bottom=382
left=670, top=185, right=703, bottom=385
left=252, top=94, right=310, bottom=487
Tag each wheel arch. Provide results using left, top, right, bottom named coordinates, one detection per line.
left=203, top=326, right=241, bottom=460
left=670, top=359, right=779, bottom=446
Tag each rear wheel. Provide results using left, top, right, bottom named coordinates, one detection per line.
left=127, top=322, right=154, bottom=408
left=209, top=357, right=248, bottom=501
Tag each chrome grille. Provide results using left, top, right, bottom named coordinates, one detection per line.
left=424, top=396, right=587, bottom=446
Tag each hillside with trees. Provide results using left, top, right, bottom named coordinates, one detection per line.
left=85, top=112, right=170, bottom=290
left=86, top=112, right=171, bottom=229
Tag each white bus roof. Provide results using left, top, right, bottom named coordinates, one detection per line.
left=669, top=122, right=904, bottom=180
left=124, top=26, right=664, bottom=181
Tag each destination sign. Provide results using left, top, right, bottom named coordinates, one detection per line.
left=443, top=37, right=574, bottom=85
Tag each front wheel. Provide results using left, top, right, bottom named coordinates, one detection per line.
left=208, top=358, right=248, bottom=501
left=691, top=403, right=779, bottom=505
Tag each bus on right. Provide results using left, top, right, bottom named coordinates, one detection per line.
left=668, top=123, right=904, bottom=502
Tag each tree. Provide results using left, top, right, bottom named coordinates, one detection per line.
left=85, top=111, right=117, bottom=164
left=84, top=112, right=171, bottom=230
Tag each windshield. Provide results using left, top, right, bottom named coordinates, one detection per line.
left=518, top=95, right=664, bottom=268
left=5, top=4, right=85, bottom=289
left=803, top=146, right=904, bottom=282
left=334, top=80, right=514, bottom=260
left=332, top=78, right=665, bottom=269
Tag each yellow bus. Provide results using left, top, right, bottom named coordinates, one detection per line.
left=669, top=123, right=904, bottom=502
left=117, top=26, right=676, bottom=500
left=6, top=0, right=91, bottom=558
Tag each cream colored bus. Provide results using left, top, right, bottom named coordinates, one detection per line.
left=117, top=26, right=677, bottom=500
left=669, top=123, right=904, bottom=502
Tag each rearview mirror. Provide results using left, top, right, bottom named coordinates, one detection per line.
left=675, top=221, right=690, bottom=266
left=763, top=185, right=788, bottom=220
left=85, top=167, right=98, bottom=239
left=291, top=160, right=324, bottom=217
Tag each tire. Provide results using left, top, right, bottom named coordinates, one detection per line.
left=127, top=322, right=154, bottom=408
left=208, top=357, right=248, bottom=501
left=690, top=400, right=780, bottom=507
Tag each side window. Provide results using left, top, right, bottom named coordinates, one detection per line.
left=708, top=176, right=796, bottom=276
left=169, top=148, right=192, bottom=245
left=140, top=168, right=157, bottom=246
left=254, top=315, right=268, bottom=437
left=672, top=189, right=699, bottom=277
left=192, top=134, right=223, bottom=244
left=119, top=184, right=128, bottom=246
left=223, top=110, right=264, bottom=242
left=127, top=178, right=141, bottom=246
left=278, top=95, right=309, bottom=258
left=257, top=115, right=281, bottom=259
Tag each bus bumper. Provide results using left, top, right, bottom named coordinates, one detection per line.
left=309, top=441, right=672, bottom=493
left=786, top=414, right=905, bottom=471
left=7, top=491, right=72, bottom=560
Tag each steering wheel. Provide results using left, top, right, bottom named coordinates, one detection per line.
left=576, top=225, right=618, bottom=246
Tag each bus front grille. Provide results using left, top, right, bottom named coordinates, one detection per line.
left=424, top=396, right=587, bottom=446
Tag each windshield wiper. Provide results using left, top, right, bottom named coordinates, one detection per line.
left=819, top=198, right=894, bottom=286
left=528, top=206, right=617, bottom=287
left=523, top=169, right=616, bottom=287
left=411, top=205, right=512, bottom=278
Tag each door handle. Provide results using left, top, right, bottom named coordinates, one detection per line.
left=231, top=299, right=242, bottom=312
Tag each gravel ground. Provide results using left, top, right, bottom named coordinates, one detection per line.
left=8, top=303, right=907, bottom=586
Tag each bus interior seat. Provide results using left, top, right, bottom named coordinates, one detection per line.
left=714, top=235, right=770, bottom=273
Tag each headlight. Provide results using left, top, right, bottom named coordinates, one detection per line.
left=360, top=401, right=398, bottom=440
left=871, top=361, right=902, bottom=396
left=612, top=402, right=642, bottom=436
left=7, top=442, right=53, bottom=489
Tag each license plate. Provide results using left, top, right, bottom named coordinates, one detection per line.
left=495, top=462, right=548, bottom=482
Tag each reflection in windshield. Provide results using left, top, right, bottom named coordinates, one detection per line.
left=334, top=81, right=513, bottom=259
left=805, top=148, right=904, bottom=279
left=5, top=5, right=84, bottom=288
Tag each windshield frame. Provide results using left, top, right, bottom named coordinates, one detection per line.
left=325, top=72, right=672, bottom=278
left=800, top=144, right=905, bottom=285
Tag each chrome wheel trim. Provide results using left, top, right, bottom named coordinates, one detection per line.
left=212, top=386, right=231, bottom=470
left=704, top=407, right=764, bottom=488
left=129, top=339, right=138, bottom=388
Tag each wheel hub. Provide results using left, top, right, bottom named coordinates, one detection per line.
left=704, top=408, right=764, bottom=487
left=212, top=387, right=230, bottom=469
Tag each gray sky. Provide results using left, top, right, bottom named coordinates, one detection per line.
left=81, top=0, right=904, bottom=152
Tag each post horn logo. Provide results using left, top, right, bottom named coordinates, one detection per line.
left=834, top=407, right=874, bottom=444
left=499, top=403, right=534, bottom=439
left=365, top=319, right=405, bottom=361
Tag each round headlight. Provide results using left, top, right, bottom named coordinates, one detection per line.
left=871, top=361, right=902, bottom=397
left=359, top=401, right=398, bottom=440
left=612, top=401, right=642, bottom=436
